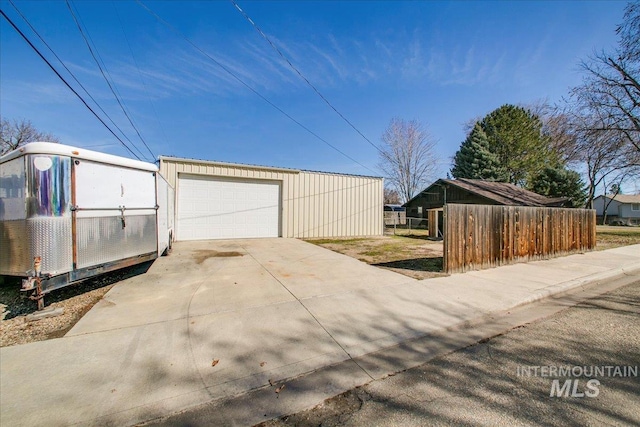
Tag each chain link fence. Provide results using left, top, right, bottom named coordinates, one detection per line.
left=384, top=212, right=429, bottom=237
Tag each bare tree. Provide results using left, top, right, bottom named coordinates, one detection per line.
left=527, top=101, right=581, bottom=165
left=378, top=118, right=439, bottom=203
left=461, top=115, right=483, bottom=135
left=617, top=2, right=640, bottom=62
left=1, top=118, right=60, bottom=155
left=572, top=3, right=640, bottom=154
left=383, top=188, right=401, bottom=205
left=572, top=114, right=639, bottom=208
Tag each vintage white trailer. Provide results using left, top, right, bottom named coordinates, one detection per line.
left=0, top=142, right=174, bottom=306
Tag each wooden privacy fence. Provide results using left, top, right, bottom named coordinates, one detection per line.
left=443, top=204, right=596, bottom=274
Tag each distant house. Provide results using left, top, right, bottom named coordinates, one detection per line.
left=593, top=194, right=640, bottom=225
left=403, top=178, right=568, bottom=238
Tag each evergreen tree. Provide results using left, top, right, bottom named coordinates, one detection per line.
left=451, top=123, right=508, bottom=181
left=528, top=167, right=587, bottom=208
left=479, top=104, right=555, bottom=186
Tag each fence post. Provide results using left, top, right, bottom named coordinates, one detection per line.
left=443, top=205, right=448, bottom=273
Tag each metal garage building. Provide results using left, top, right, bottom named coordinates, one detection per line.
left=159, top=156, right=384, bottom=240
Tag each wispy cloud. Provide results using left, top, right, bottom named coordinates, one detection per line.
left=1, top=81, right=75, bottom=106
left=512, top=31, right=552, bottom=86
left=7, top=20, right=518, bottom=116
left=401, top=35, right=429, bottom=79
left=397, top=28, right=508, bottom=87
left=58, top=27, right=409, bottom=103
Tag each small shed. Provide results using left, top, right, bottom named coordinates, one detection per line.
left=404, top=178, right=567, bottom=238
left=159, top=156, right=384, bottom=240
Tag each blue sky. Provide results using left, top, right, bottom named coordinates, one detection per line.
left=0, top=0, right=627, bottom=179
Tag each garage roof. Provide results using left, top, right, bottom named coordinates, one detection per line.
left=159, top=155, right=382, bottom=179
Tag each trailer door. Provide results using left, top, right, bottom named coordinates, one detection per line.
left=73, top=160, right=158, bottom=269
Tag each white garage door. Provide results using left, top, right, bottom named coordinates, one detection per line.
left=177, top=175, right=280, bottom=240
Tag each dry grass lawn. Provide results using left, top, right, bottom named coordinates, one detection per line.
left=308, top=225, right=640, bottom=281
left=307, top=234, right=445, bottom=280
left=596, top=225, right=640, bottom=250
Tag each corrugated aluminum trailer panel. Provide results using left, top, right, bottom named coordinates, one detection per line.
left=75, top=214, right=157, bottom=269
left=1, top=217, right=73, bottom=276
left=1, top=153, right=73, bottom=276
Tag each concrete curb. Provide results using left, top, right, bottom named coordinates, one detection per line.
left=351, top=261, right=640, bottom=381
left=508, top=262, right=640, bottom=310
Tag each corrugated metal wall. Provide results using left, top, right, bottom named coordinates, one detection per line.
left=159, top=157, right=383, bottom=239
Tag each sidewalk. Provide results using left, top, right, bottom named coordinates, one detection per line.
left=253, top=276, right=640, bottom=427
left=1, top=242, right=639, bottom=427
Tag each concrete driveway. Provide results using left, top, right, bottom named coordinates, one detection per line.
left=68, top=237, right=416, bottom=336
left=3, top=240, right=640, bottom=427
left=2, top=239, right=416, bottom=426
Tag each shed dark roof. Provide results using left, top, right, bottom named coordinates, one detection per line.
left=407, top=178, right=567, bottom=207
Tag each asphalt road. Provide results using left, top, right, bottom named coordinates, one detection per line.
left=259, top=278, right=640, bottom=427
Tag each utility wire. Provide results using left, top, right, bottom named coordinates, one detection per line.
left=0, top=7, right=142, bottom=160
left=7, top=0, right=143, bottom=157
left=135, top=0, right=378, bottom=176
left=65, top=0, right=150, bottom=161
left=112, top=0, right=170, bottom=152
left=230, top=0, right=383, bottom=155
left=66, top=0, right=155, bottom=161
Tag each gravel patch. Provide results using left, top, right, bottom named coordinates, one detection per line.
left=0, top=262, right=152, bottom=347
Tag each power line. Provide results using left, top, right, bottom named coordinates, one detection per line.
left=230, top=0, right=383, bottom=156
left=135, top=0, right=378, bottom=176
left=66, top=0, right=155, bottom=161
left=111, top=0, right=170, bottom=152
left=0, top=7, right=142, bottom=160
left=7, top=0, right=144, bottom=157
left=65, top=0, right=151, bottom=161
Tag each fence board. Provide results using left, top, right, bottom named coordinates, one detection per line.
left=444, top=204, right=596, bottom=274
